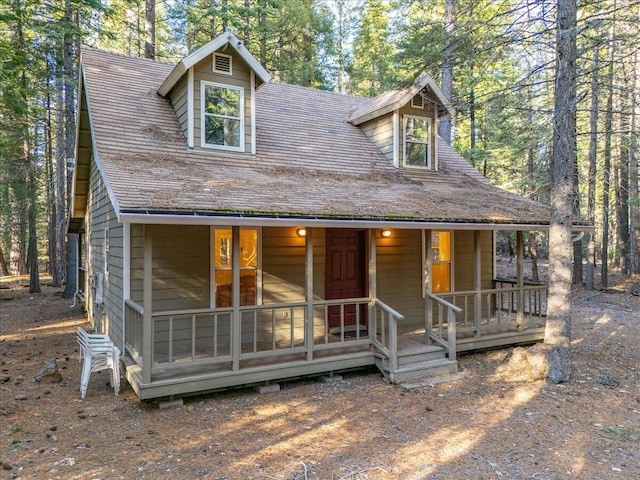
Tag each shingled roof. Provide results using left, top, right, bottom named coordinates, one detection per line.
left=76, top=47, right=564, bottom=229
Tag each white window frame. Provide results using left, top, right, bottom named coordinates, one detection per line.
left=200, top=81, right=245, bottom=152
left=403, top=115, right=432, bottom=169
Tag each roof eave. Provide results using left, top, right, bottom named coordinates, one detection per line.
left=118, top=210, right=576, bottom=232
left=158, top=31, right=271, bottom=97
left=349, top=75, right=454, bottom=126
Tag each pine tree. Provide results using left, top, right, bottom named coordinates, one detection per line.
left=347, top=0, right=395, bottom=96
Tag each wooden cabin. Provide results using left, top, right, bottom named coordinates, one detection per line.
left=68, top=31, right=590, bottom=400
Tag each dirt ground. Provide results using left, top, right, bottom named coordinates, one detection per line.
left=1, top=270, right=639, bottom=480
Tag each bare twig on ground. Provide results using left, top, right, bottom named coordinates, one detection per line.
left=470, top=453, right=502, bottom=476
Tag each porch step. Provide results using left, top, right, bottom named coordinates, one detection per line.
left=386, top=358, right=459, bottom=384
left=397, top=344, right=446, bottom=367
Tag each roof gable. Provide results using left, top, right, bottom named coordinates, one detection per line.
left=348, top=74, right=454, bottom=126
left=158, top=30, right=271, bottom=97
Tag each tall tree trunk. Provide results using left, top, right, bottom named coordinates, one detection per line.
left=62, top=0, right=77, bottom=297
left=0, top=244, right=9, bottom=276
left=27, top=147, right=40, bottom=294
left=469, top=88, right=476, bottom=167
left=616, top=84, right=630, bottom=275
left=9, top=192, right=27, bottom=275
left=525, top=78, right=540, bottom=283
left=45, top=72, right=60, bottom=287
left=55, top=44, right=67, bottom=289
left=572, top=138, right=582, bottom=284
left=586, top=42, right=599, bottom=290
left=145, top=0, right=155, bottom=59
left=13, top=0, right=39, bottom=292
left=631, top=42, right=640, bottom=275
left=544, top=0, right=576, bottom=383
left=439, top=0, right=454, bottom=144
left=601, top=34, right=615, bottom=288
left=259, top=0, right=267, bottom=68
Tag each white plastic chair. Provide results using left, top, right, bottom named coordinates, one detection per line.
left=77, top=327, right=121, bottom=399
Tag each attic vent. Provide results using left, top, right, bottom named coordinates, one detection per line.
left=411, top=94, right=424, bottom=109
left=213, top=53, right=232, bottom=75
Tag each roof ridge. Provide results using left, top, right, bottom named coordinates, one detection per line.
left=267, top=80, right=368, bottom=101
left=80, top=45, right=176, bottom=66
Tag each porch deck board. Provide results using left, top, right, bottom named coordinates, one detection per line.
left=124, top=346, right=375, bottom=400
left=456, top=326, right=545, bottom=352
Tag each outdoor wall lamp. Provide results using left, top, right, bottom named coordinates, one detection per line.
left=296, top=228, right=306, bottom=237
left=381, top=229, right=392, bottom=238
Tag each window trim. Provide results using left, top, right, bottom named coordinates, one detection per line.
left=403, top=115, right=432, bottom=169
left=210, top=227, right=261, bottom=308
left=200, top=81, right=245, bottom=152
left=423, top=230, right=454, bottom=295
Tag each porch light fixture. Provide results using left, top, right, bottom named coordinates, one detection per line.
left=381, top=229, right=392, bottom=238
left=296, top=228, right=306, bottom=237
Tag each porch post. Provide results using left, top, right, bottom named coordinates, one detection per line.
left=368, top=229, right=377, bottom=344
left=424, top=230, right=433, bottom=344
left=305, top=227, right=314, bottom=361
left=516, top=231, right=524, bottom=327
left=232, top=226, right=241, bottom=371
left=142, top=225, right=152, bottom=384
left=474, top=231, right=482, bottom=338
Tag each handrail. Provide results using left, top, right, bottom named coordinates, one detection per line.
left=373, top=298, right=405, bottom=319
left=125, top=298, right=144, bottom=315
left=426, top=293, right=462, bottom=313
left=426, top=292, right=459, bottom=361
left=372, top=298, right=405, bottom=378
left=314, top=297, right=370, bottom=307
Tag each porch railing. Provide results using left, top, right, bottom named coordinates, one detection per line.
left=426, top=293, right=461, bottom=361
left=124, top=297, right=384, bottom=380
left=124, top=299, right=144, bottom=366
left=434, top=281, right=547, bottom=339
left=371, top=299, right=405, bottom=373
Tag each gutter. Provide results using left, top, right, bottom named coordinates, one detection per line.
left=119, top=210, right=594, bottom=232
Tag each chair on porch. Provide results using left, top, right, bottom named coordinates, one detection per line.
left=77, top=327, right=121, bottom=399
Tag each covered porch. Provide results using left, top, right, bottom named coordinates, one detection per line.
left=121, top=225, right=547, bottom=399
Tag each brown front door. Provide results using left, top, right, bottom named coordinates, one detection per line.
left=325, top=229, right=367, bottom=328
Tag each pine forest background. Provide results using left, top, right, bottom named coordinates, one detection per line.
left=0, top=0, right=639, bottom=295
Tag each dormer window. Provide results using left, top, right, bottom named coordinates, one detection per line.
left=201, top=81, right=244, bottom=151
left=403, top=115, right=431, bottom=168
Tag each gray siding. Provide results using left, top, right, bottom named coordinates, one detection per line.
left=360, top=114, right=394, bottom=162
left=85, top=158, right=124, bottom=350
left=453, top=230, right=494, bottom=292
left=377, top=229, right=424, bottom=330
left=262, top=227, right=325, bottom=341
left=169, top=75, right=188, bottom=139
left=130, top=224, right=210, bottom=311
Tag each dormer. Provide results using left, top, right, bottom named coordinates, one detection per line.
left=348, top=74, right=453, bottom=171
left=158, top=30, right=271, bottom=154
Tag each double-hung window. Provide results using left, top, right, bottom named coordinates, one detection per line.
left=201, top=82, right=244, bottom=151
left=212, top=228, right=259, bottom=308
left=403, top=115, right=431, bottom=168
left=429, top=231, right=452, bottom=293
